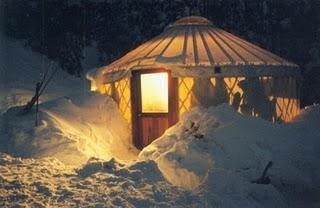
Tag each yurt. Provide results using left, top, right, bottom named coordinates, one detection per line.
left=87, top=16, right=300, bottom=149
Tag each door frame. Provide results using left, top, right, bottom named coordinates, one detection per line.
left=130, top=68, right=179, bottom=149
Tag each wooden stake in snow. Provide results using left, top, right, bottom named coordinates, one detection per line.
left=19, top=62, right=58, bottom=117
left=251, top=161, right=273, bottom=185
left=35, top=82, right=41, bottom=126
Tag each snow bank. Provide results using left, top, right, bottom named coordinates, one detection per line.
left=0, top=94, right=138, bottom=166
left=0, top=35, right=139, bottom=166
left=139, top=104, right=320, bottom=207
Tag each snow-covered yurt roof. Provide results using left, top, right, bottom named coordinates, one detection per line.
left=87, top=16, right=299, bottom=84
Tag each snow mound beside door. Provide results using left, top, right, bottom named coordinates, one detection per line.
left=139, top=107, right=217, bottom=190
left=139, top=104, right=320, bottom=206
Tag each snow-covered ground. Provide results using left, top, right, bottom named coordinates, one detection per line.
left=0, top=154, right=193, bottom=207
left=1, top=35, right=320, bottom=207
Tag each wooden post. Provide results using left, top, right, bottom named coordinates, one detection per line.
left=35, top=82, right=41, bottom=126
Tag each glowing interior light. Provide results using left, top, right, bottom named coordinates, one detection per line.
left=90, top=81, right=98, bottom=91
left=141, top=72, right=168, bottom=113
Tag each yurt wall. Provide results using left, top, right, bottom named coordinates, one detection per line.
left=96, top=78, right=132, bottom=127
left=178, top=76, right=300, bottom=122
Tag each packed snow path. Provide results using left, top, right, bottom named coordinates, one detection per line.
left=0, top=154, right=196, bottom=207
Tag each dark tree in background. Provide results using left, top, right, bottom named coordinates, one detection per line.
left=1, top=0, right=320, bottom=106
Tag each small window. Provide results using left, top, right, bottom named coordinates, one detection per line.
left=141, top=72, right=168, bottom=113
left=214, top=66, right=221, bottom=74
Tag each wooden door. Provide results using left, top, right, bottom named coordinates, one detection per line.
left=130, top=69, right=178, bottom=149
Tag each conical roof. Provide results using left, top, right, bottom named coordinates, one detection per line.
left=88, top=16, right=299, bottom=83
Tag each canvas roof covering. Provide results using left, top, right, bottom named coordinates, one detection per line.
left=87, top=16, right=299, bottom=84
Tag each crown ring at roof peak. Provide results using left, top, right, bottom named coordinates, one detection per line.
left=172, top=16, right=213, bottom=27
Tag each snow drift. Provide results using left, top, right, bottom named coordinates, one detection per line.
left=0, top=94, right=138, bottom=166
left=139, top=104, right=320, bottom=206
left=0, top=35, right=139, bottom=166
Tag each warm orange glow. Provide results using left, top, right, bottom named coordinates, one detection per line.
left=90, top=81, right=98, bottom=91
left=178, top=77, right=194, bottom=116
left=141, top=72, right=168, bottom=113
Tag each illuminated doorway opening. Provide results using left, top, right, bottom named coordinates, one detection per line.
left=140, top=72, right=169, bottom=113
